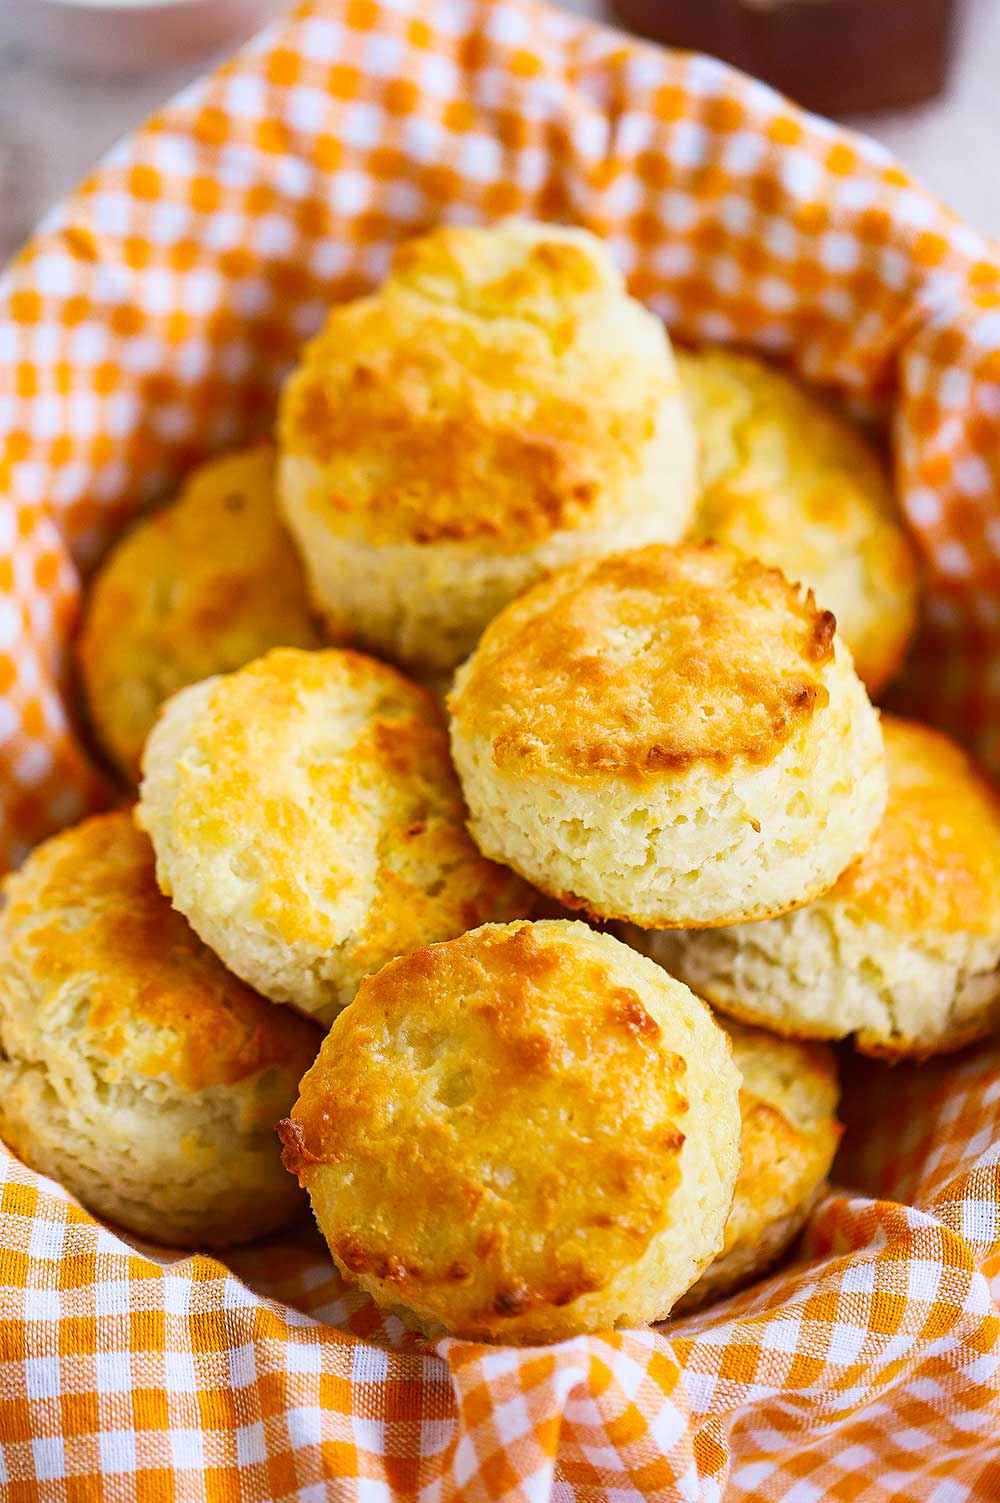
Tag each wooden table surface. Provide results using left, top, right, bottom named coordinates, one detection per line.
left=1, top=0, right=998, bottom=266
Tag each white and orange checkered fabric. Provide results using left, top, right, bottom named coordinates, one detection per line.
left=1, top=1, right=999, bottom=1497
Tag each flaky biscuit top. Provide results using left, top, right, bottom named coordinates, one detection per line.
left=139, top=647, right=528, bottom=955
left=678, top=347, right=918, bottom=695
left=77, top=443, right=319, bottom=778
left=279, top=221, right=681, bottom=550
left=450, top=541, right=838, bottom=785
left=828, top=715, right=1000, bottom=937
left=281, top=921, right=696, bottom=1331
left=0, top=812, right=320, bottom=1094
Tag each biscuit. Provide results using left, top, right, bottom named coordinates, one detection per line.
left=78, top=443, right=319, bottom=780
left=449, top=542, right=886, bottom=928
left=0, top=812, right=321, bottom=1248
left=278, top=220, right=697, bottom=675
left=279, top=920, right=741, bottom=1342
left=632, top=716, right=1000, bottom=1059
left=137, top=647, right=532, bottom=1026
left=679, top=348, right=919, bottom=696
left=675, top=1022, right=840, bottom=1312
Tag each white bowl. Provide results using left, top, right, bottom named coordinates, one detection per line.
left=12, top=0, right=283, bottom=74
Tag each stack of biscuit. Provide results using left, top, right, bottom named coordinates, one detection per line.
left=3, top=219, right=997, bottom=1344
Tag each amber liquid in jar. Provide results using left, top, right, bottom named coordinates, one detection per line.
left=610, top=0, right=960, bottom=116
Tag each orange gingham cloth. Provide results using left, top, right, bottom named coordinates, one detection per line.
left=1, top=0, right=1000, bottom=1497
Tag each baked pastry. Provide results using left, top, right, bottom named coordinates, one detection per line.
left=675, top=1022, right=840, bottom=1312
left=279, top=920, right=741, bottom=1342
left=78, top=443, right=319, bottom=780
left=679, top=347, right=918, bottom=696
left=137, top=647, right=531, bottom=1025
left=632, top=716, right=1000, bottom=1059
left=0, top=812, right=320, bottom=1248
left=278, top=220, right=697, bottom=675
left=449, top=542, right=886, bottom=928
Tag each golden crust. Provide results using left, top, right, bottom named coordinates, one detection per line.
left=626, top=714, right=1000, bottom=1060
left=158, top=647, right=526, bottom=949
left=829, top=715, right=1000, bottom=937
left=137, top=648, right=532, bottom=1019
left=279, top=222, right=680, bottom=550
left=77, top=443, right=319, bottom=780
left=679, top=348, right=919, bottom=695
left=388, top=221, right=617, bottom=313
left=0, top=812, right=320, bottom=1093
left=450, top=541, right=836, bottom=784
left=281, top=920, right=735, bottom=1341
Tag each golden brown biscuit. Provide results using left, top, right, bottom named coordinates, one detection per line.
left=78, top=443, right=319, bottom=780
left=449, top=542, right=886, bottom=928
left=279, top=920, right=741, bottom=1342
left=679, top=348, right=919, bottom=696
left=278, top=220, right=696, bottom=675
left=0, top=812, right=321, bottom=1248
left=634, top=716, right=1000, bottom=1059
left=137, top=647, right=532, bottom=1026
left=676, top=1022, right=840, bottom=1311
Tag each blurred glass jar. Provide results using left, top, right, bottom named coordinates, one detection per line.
left=611, top=0, right=962, bottom=115
left=12, top=0, right=284, bottom=74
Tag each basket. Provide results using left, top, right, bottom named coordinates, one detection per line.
left=1, top=2, right=999, bottom=1498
